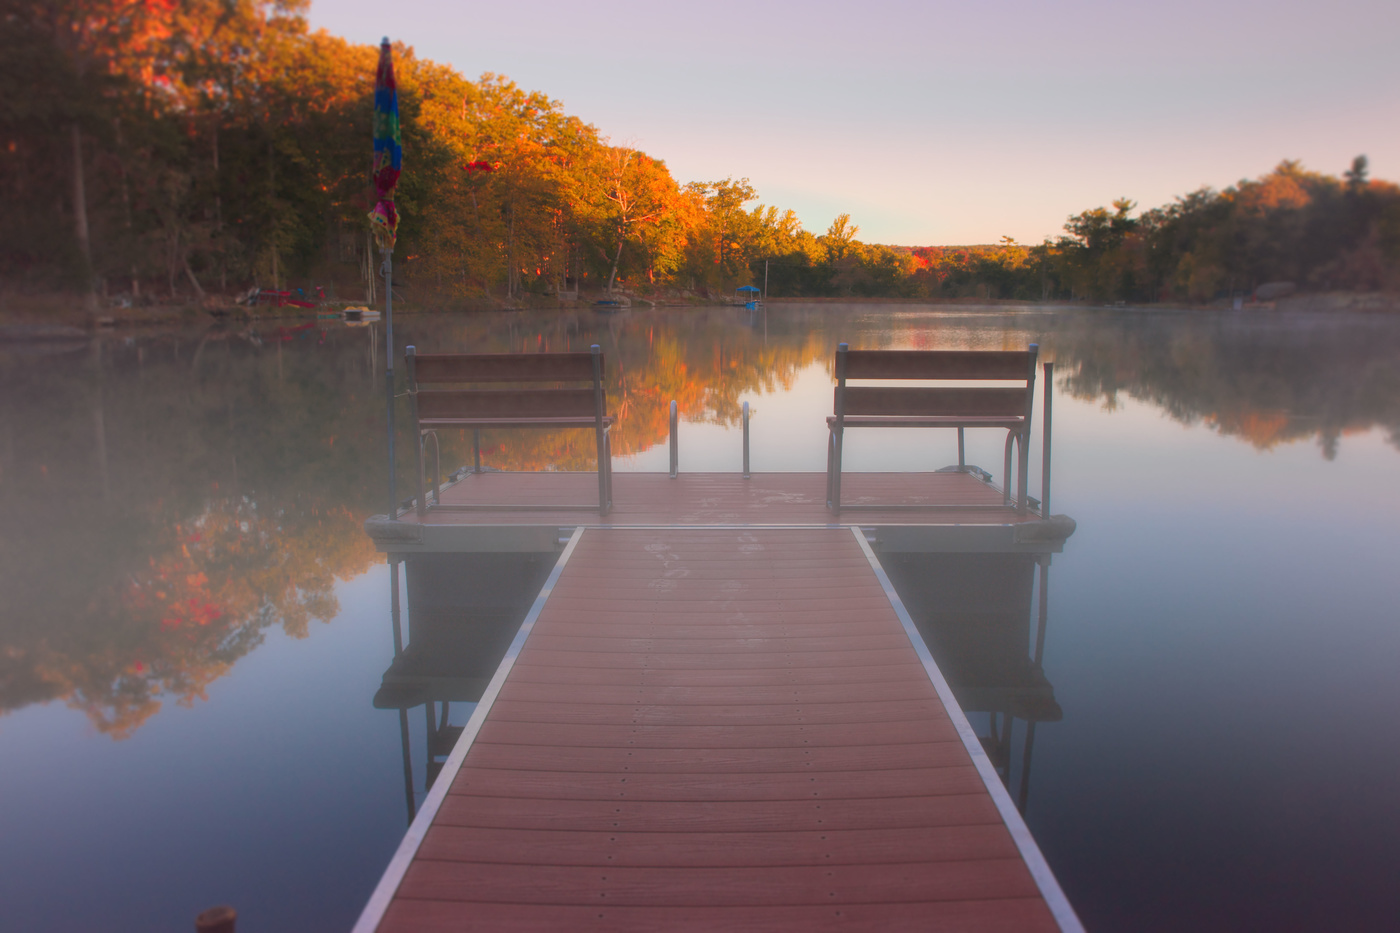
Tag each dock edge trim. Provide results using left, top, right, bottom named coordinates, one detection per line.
left=350, top=526, right=587, bottom=933
left=851, top=525, right=1085, bottom=933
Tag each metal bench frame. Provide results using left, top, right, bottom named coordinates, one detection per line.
left=406, top=344, right=613, bottom=515
left=826, top=343, right=1043, bottom=515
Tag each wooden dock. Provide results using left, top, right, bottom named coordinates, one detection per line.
left=353, top=522, right=1083, bottom=932
left=366, top=471, right=1074, bottom=556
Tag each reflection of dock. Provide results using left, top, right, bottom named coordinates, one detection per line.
left=885, top=552, right=1062, bottom=813
left=374, top=554, right=555, bottom=802
left=355, top=523, right=1082, bottom=931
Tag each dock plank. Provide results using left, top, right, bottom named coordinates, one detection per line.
left=417, top=823, right=1021, bottom=867
left=460, top=741, right=974, bottom=774
left=396, top=857, right=1041, bottom=906
left=380, top=897, right=1058, bottom=933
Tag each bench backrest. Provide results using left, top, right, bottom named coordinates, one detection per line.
left=834, top=345, right=1038, bottom=421
left=406, top=346, right=606, bottom=422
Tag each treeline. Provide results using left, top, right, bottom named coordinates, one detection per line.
left=5, top=0, right=1400, bottom=309
left=0, top=0, right=874, bottom=307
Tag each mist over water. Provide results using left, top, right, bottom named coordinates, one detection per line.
left=2, top=305, right=1398, bottom=931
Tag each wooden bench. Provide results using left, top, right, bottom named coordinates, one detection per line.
left=827, top=343, right=1042, bottom=514
left=405, top=345, right=613, bottom=515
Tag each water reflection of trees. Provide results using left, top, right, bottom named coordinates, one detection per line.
left=0, top=330, right=383, bottom=737
left=397, top=309, right=830, bottom=471
left=0, top=310, right=831, bottom=736
left=5, top=307, right=1397, bottom=738
left=1043, top=313, right=1400, bottom=458
left=774, top=306, right=1400, bottom=458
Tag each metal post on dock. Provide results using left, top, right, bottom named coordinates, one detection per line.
left=668, top=400, right=678, bottom=478
left=829, top=343, right=849, bottom=511
left=590, top=345, right=609, bottom=514
left=1018, top=344, right=1038, bottom=514
left=742, top=401, right=751, bottom=479
left=1041, top=361, right=1053, bottom=518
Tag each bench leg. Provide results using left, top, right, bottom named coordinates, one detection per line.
left=1017, top=427, right=1031, bottom=514
left=597, top=427, right=612, bottom=515
left=605, top=430, right=614, bottom=512
left=1003, top=431, right=1015, bottom=507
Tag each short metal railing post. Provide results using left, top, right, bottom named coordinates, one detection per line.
left=742, top=401, right=751, bottom=479
left=1041, top=361, right=1053, bottom=518
left=590, top=344, right=609, bottom=514
left=830, top=343, right=848, bottom=512
left=1017, top=344, right=1038, bottom=515
left=669, top=400, right=678, bottom=478
left=958, top=427, right=966, bottom=471
left=472, top=429, right=481, bottom=474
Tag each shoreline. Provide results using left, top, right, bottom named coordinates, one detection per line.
left=2, top=291, right=1398, bottom=331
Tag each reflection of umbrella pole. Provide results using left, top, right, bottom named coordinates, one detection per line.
left=1018, top=721, right=1037, bottom=814
left=398, top=707, right=415, bottom=824
left=1033, top=556, right=1050, bottom=669
left=390, top=556, right=414, bottom=823
left=91, top=341, right=109, bottom=500
left=383, top=250, right=397, bottom=519
left=389, top=557, right=403, bottom=656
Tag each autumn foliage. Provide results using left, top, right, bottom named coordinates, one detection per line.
left=9, top=2, right=1395, bottom=308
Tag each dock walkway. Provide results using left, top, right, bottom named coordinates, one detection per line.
left=354, top=525, right=1081, bottom=932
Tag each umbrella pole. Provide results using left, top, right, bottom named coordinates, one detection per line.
left=383, top=249, right=397, bottom=519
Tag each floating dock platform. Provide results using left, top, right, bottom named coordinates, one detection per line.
left=355, top=469, right=1081, bottom=931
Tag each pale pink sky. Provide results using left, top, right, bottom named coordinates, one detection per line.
left=310, top=0, right=1400, bottom=246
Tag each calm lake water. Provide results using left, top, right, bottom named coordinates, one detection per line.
left=2, top=304, right=1399, bottom=931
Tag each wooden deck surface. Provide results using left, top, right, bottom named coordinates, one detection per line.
left=358, top=527, right=1078, bottom=932
left=407, top=471, right=1036, bottom=526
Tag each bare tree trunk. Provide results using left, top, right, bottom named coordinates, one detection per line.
left=506, top=206, right=516, bottom=301
left=168, top=230, right=180, bottom=298
left=608, top=235, right=624, bottom=291
left=268, top=135, right=278, bottom=289
left=213, top=119, right=225, bottom=292
left=71, top=123, right=98, bottom=314
left=184, top=253, right=206, bottom=301
left=114, top=120, right=140, bottom=298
